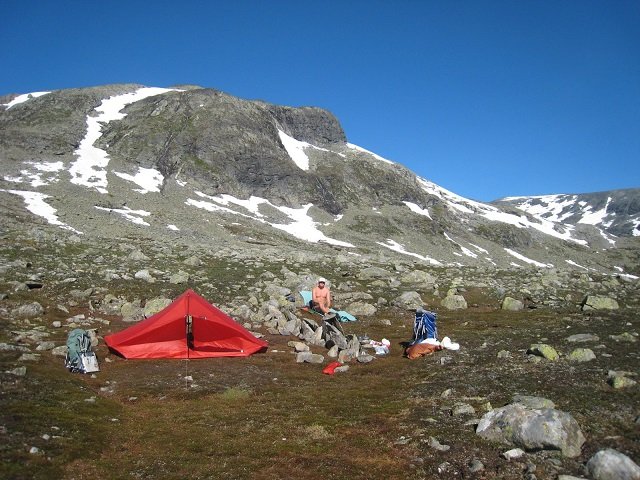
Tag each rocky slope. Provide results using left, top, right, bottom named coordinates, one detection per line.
left=1, top=84, right=638, bottom=278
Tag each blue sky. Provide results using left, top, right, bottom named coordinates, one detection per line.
left=1, top=0, right=638, bottom=202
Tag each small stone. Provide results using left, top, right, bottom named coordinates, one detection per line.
left=428, top=436, right=451, bottom=451
left=8, top=366, right=27, bottom=376
left=567, top=348, right=596, bottom=363
left=527, top=343, right=559, bottom=361
left=503, top=448, right=526, bottom=460
left=609, top=375, right=637, bottom=389
left=567, top=333, right=599, bottom=343
left=452, top=403, right=476, bottom=416
left=468, top=459, right=484, bottom=472
left=441, top=388, right=453, bottom=398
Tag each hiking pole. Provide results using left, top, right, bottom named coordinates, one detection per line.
left=185, top=315, right=193, bottom=390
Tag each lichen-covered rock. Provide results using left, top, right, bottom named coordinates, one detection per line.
left=501, top=296, right=524, bottom=311
left=607, top=371, right=637, bottom=389
left=582, top=295, right=619, bottom=311
left=567, top=348, right=596, bottom=363
left=441, top=294, right=467, bottom=310
left=392, top=291, right=424, bottom=310
left=345, top=301, right=377, bottom=316
left=511, top=395, right=555, bottom=409
left=476, top=403, right=585, bottom=457
left=144, top=297, right=172, bottom=317
left=527, top=343, right=560, bottom=361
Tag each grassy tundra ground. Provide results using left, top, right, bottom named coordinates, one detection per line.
left=1, top=292, right=638, bottom=479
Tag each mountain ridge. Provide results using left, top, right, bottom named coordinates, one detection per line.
left=1, top=84, right=638, bottom=276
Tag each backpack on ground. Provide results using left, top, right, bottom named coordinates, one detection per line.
left=411, top=308, right=438, bottom=345
left=65, top=328, right=99, bottom=373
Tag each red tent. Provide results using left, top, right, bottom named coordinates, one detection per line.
left=104, top=289, right=268, bottom=359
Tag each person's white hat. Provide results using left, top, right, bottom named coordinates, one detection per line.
left=318, top=277, right=327, bottom=284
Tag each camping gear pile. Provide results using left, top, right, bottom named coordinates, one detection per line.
left=405, top=308, right=460, bottom=359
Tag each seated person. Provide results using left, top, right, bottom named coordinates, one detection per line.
left=310, top=277, right=332, bottom=317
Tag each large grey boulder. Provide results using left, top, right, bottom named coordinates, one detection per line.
left=586, top=449, right=640, bottom=480
left=345, top=301, right=377, bottom=316
left=501, top=296, right=524, bottom=311
left=357, top=266, right=391, bottom=280
left=399, top=270, right=435, bottom=286
left=392, top=291, right=424, bottom=310
left=582, top=295, right=619, bottom=311
left=12, top=302, right=44, bottom=319
left=476, top=403, right=585, bottom=457
left=144, top=297, right=172, bottom=317
left=441, top=294, right=467, bottom=310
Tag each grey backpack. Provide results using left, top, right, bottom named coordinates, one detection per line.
left=65, top=329, right=99, bottom=373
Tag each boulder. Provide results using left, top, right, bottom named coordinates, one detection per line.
left=134, top=269, right=155, bottom=283
left=567, top=333, right=599, bottom=343
left=12, top=302, right=44, bottom=319
left=392, top=291, right=424, bottom=310
left=527, top=343, right=560, bottom=361
left=582, top=295, right=619, bottom=311
left=567, top=348, right=596, bottom=363
left=586, top=449, right=640, bottom=480
left=128, top=250, right=149, bottom=261
left=296, top=352, right=324, bottom=364
left=357, top=266, right=391, bottom=280
left=120, top=302, right=145, bottom=322
left=501, top=296, right=524, bottom=311
left=441, top=294, right=467, bottom=310
left=346, top=301, right=377, bottom=316
left=169, top=271, right=190, bottom=284
left=399, top=270, right=435, bottom=286
left=476, top=403, right=585, bottom=457
left=144, top=297, right=172, bottom=317
left=608, top=371, right=637, bottom=389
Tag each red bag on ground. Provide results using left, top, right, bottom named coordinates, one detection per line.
left=322, top=361, right=342, bottom=375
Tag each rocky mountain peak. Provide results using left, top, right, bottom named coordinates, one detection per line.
left=1, top=84, right=638, bottom=277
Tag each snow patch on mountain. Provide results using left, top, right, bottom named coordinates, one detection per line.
left=418, top=178, right=587, bottom=245
left=377, top=239, right=442, bottom=265
left=0, top=189, right=82, bottom=234
left=113, top=167, right=164, bottom=194
left=4, top=161, right=64, bottom=187
left=188, top=191, right=354, bottom=247
left=70, top=87, right=179, bottom=194
left=95, top=206, right=151, bottom=226
left=404, top=201, right=432, bottom=220
left=2, top=91, right=51, bottom=109
left=505, top=248, right=553, bottom=268
left=346, top=143, right=394, bottom=164
left=278, top=130, right=332, bottom=170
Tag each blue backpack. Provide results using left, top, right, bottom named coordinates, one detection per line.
left=412, top=308, right=438, bottom=344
